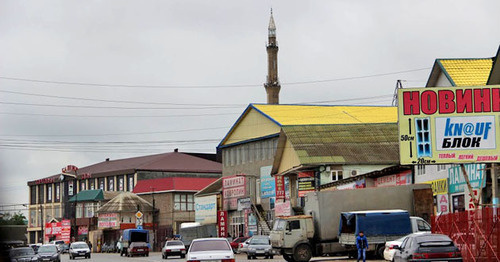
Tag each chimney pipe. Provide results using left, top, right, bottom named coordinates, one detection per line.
left=174, top=148, right=179, bottom=153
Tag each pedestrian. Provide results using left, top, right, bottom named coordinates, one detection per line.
left=356, top=231, right=368, bottom=262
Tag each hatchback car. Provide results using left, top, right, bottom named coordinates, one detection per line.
left=186, top=238, right=234, bottom=262
left=9, top=247, right=38, bottom=262
left=238, top=238, right=251, bottom=254
left=384, top=232, right=430, bottom=261
left=229, top=237, right=249, bottom=253
left=127, top=242, right=149, bottom=257
left=393, top=233, right=462, bottom=262
left=162, top=240, right=186, bottom=259
left=246, top=235, right=274, bottom=259
left=37, top=244, right=60, bottom=262
left=69, top=242, right=91, bottom=259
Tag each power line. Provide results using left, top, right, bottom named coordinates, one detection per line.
left=0, top=111, right=241, bottom=118
left=0, top=101, right=241, bottom=110
left=0, top=67, right=430, bottom=89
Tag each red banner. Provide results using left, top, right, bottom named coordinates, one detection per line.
left=61, top=220, right=71, bottom=244
left=78, top=226, right=88, bottom=235
left=217, top=211, right=228, bottom=237
left=275, top=175, right=285, bottom=200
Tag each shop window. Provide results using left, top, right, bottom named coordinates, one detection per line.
left=174, top=193, right=194, bottom=211
left=415, top=118, right=431, bottom=157
left=76, top=203, right=84, bottom=218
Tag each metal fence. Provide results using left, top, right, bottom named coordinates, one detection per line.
left=432, top=208, right=500, bottom=262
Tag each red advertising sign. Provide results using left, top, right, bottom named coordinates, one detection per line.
left=222, top=176, right=247, bottom=210
left=78, top=226, right=88, bottom=235
left=61, top=220, right=71, bottom=244
left=217, top=210, right=228, bottom=237
left=275, top=175, right=285, bottom=200
left=98, top=213, right=118, bottom=228
left=374, top=171, right=412, bottom=187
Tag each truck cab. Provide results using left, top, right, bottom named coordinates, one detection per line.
left=270, top=216, right=314, bottom=262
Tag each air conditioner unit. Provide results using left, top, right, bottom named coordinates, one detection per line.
left=351, top=170, right=360, bottom=176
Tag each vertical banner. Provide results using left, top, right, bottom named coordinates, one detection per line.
left=436, top=194, right=450, bottom=214
left=217, top=210, right=228, bottom=237
left=275, top=175, right=285, bottom=200
left=61, top=219, right=71, bottom=244
left=244, top=209, right=250, bottom=237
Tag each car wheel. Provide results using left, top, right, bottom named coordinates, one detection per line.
left=146, top=253, right=149, bottom=257
left=247, top=255, right=252, bottom=260
left=265, top=255, right=269, bottom=259
left=253, top=256, right=257, bottom=259
left=88, top=254, right=91, bottom=259
left=69, top=254, right=73, bottom=260
left=270, top=255, right=274, bottom=259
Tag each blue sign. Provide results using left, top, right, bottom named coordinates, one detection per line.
left=448, top=164, right=486, bottom=194
left=260, top=166, right=275, bottom=198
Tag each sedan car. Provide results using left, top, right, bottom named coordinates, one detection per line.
left=9, top=247, right=38, bottom=262
left=37, top=244, right=60, bottom=262
left=69, top=242, right=91, bottom=259
left=162, top=240, right=186, bottom=259
left=393, top=233, right=462, bottom=262
left=186, top=238, right=234, bottom=262
left=127, top=242, right=149, bottom=257
left=384, top=232, right=430, bottom=261
left=246, top=235, right=274, bottom=259
left=230, top=237, right=249, bottom=253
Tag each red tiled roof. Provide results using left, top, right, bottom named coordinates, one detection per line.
left=132, top=177, right=218, bottom=194
left=76, top=152, right=221, bottom=177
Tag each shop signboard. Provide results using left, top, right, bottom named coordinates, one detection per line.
left=275, top=175, right=285, bottom=200
left=374, top=170, right=412, bottom=187
left=78, top=226, right=88, bottom=235
left=436, top=194, right=450, bottom=214
left=217, top=210, right=228, bottom=237
left=61, top=219, right=71, bottom=244
left=398, top=86, right=500, bottom=164
left=195, top=195, right=217, bottom=224
left=244, top=209, right=250, bottom=237
left=260, top=166, right=275, bottom=198
left=298, top=171, right=315, bottom=197
left=98, top=213, right=118, bottom=228
left=423, top=178, right=448, bottom=196
left=337, top=179, right=366, bottom=190
left=275, top=200, right=291, bottom=217
left=448, top=163, right=486, bottom=193
left=222, top=175, right=246, bottom=210
left=465, top=188, right=481, bottom=211
left=237, top=197, right=252, bottom=211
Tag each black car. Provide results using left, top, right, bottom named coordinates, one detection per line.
left=37, top=244, right=61, bottom=262
left=9, top=247, right=38, bottom=262
left=393, top=233, right=462, bottom=262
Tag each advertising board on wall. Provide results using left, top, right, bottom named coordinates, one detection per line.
left=423, top=178, right=448, bottom=196
left=237, top=197, right=252, bottom=211
left=217, top=210, right=228, bottom=237
left=298, top=171, right=315, bottom=197
left=374, top=170, right=412, bottom=187
left=195, top=195, right=217, bottom=224
left=222, top=175, right=246, bottom=210
left=398, top=86, right=500, bottom=164
left=260, top=166, right=275, bottom=198
left=448, top=163, right=486, bottom=193
left=98, top=213, right=118, bottom=228
left=275, top=175, right=285, bottom=200
left=275, top=200, right=291, bottom=217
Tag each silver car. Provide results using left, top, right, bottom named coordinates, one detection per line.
left=246, top=235, right=275, bottom=260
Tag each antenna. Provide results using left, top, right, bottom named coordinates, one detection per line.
left=392, top=80, right=405, bottom=106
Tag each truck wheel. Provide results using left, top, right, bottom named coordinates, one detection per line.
left=293, top=244, right=312, bottom=262
left=377, top=245, right=385, bottom=259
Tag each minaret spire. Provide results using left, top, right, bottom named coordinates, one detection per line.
left=264, top=9, right=281, bottom=104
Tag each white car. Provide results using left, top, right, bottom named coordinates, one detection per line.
left=383, top=232, right=430, bottom=261
left=69, top=242, right=91, bottom=259
left=162, top=240, right=186, bottom=259
left=238, top=238, right=251, bottom=254
left=186, top=238, right=234, bottom=262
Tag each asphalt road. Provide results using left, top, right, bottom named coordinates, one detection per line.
left=59, top=252, right=386, bottom=262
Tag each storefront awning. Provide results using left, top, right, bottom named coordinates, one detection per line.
left=69, top=189, right=104, bottom=202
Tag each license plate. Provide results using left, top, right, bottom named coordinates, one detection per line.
left=172, top=249, right=179, bottom=252
left=137, top=249, right=144, bottom=251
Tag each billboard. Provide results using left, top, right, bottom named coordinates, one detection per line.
left=298, top=171, right=315, bottom=197
left=398, top=86, right=500, bottom=164
left=260, top=166, right=275, bottom=198
left=98, top=213, right=119, bottom=228
left=448, top=163, right=486, bottom=193
left=195, top=195, right=217, bottom=224
left=222, top=175, right=246, bottom=210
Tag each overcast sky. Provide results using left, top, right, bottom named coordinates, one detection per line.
left=0, top=0, right=499, bottom=211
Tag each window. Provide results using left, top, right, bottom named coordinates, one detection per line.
left=288, top=220, right=300, bottom=230
left=55, top=183, right=60, bottom=202
left=415, top=118, right=431, bottom=157
left=98, top=178, right=105, bottom=190
left=76, top=203, right=83, bottom=218
left=68, top=181, right=74, bottom=196
left=30, top=209, right=36, bottom=227
left=417, top=165, right=426, bottom=176
left=331, top=170, right=344, bottom=182
left=242, top=145, right=247, bottom=164
left=38, top=185, right=44, bottom=204
left=174, top=193, right=194, bottom=211
left=30, top=186, right=37, bottom=204
left=47, top=185, right=52, bottom=202
left=417, top=220, right=431, bottom=231
left=128, top=175, right=134, bottom=191
left=437, top=164, right=447, bottom=171
left=108, top=177, right=114, bottom=191
left=80, top=180, right=86, bottom=191
left=54, top=207, right=61, bottom=218
left=118, top=176, right=124, bottom=191
left=230, top=147, right=236, bottom=166
left=89, top=179, right=95, bottom=190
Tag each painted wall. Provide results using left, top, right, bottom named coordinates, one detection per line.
left=222, top=109, right=280, bottom=146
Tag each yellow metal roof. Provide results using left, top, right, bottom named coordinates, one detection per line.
left=439, top=59, right=493, bottom=86
left=252, top=104, right=397, bottom=125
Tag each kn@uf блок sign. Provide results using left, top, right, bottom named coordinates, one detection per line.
left=398, top=85, right=500, bottom=165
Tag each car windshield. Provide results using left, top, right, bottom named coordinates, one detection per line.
left=38, top=246, right=57, bottom=253
left=250, top=238, right=269, bottom=245
left=10, top=248, right=35, bottom=257
left=167, top=241, right=184, bottom=246
left=190, top=240, right=231, bottom=252
left=273, top=219, right=286, bottom=231
left=72, top=243, right=88, bottom=249
left=416, top=235, right=453, bottom=246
